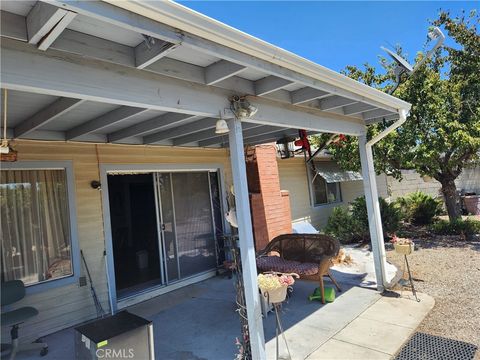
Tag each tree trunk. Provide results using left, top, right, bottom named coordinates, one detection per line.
left=439, top=178, right=461, bottom=220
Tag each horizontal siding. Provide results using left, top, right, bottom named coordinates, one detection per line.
left=277, top=157, right=387, bottom=230
left=2, top=140, right=231, bottom=342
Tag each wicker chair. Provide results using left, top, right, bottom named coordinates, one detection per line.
left=257, top=234, right=342, bottom=304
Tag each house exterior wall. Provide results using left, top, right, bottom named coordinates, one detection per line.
left=2, top=140, right=232, bottom=341
left=277, top=156, right=480, bottom=232
left=277, top=157, right=388, bottom=230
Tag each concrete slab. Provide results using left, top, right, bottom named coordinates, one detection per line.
left=333, top=317, right=414, bottom=355
left=360, top=292, right=435, bottom=329
left=265, top=285, right=381, bottom=360
left=308, top=339, right=391, bottom=360
left=11, top=277, right=433, bottom=360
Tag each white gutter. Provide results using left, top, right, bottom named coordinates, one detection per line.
left=367, top=108, right=409, bottom=147
left=363, top=108, right=409, bottom=290
left=103, top=0, right=411, bottom=113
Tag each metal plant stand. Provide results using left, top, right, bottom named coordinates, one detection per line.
left=272, top=302, right=292, bottom=360
left=400, top=254, right=420, bottom=302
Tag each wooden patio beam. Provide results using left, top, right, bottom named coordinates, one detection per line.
left=205, top=60, right=246, bottom=85
left=173, top=122, right=261, bottom=146
left=108, top=112, right=197, bottom=142
left=199, top=125, right=286, bottom=147
left=1, top=39, right=366, bottom=136
left=144, top=117, right=218, bottom=144
left=14, top=97, right=85, bottom=138
left=66, top=106, right=149, bottom=140
left=27, top=2, right=76, bottom=50
left=291, top=87, right=330, bottom=105
left=318, top=96, right=358, bottom=111
left=254, top=76, right=293, bottom=96
left=44, top=0, right=407, bottom=113
left=134, top=38, right=178, bottom=69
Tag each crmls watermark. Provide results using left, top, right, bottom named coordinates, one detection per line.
left=96, top=348, right=135, bottom=358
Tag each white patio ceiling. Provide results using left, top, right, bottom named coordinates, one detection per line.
left=0, top=0, right=410, bottom=147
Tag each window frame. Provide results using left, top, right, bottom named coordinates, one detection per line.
left=1, top=160, right=80, bottom=294
left=306, top=162, right=343, bottom=208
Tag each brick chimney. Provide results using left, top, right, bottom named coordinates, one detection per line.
left=246, top=144, right=292, bottom=250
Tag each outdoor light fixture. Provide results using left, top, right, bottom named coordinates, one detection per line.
left=215, top=112, right=229, bottom=134
left=90, top=180, right=102, bottom=190
left=230, top=95, right=258, bottom=119
left=276, top=136, right=296, bottom=159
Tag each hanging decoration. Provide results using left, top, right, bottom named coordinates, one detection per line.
left=294, top=129, right=312, bottom=159
left=1, top=89, right=17, bottom=162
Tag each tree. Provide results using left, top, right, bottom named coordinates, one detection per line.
left=313, top=10, right=480, bottom=220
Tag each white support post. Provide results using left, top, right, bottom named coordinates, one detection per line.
left=358, top=134, right=387, bottom=291
left=228, top=118, right=266, bottom=360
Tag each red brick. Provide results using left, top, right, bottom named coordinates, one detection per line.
left=246, top=145, right=292, bottom=249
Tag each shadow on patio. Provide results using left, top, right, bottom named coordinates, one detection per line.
left=16, top=274, right=382, bottom=360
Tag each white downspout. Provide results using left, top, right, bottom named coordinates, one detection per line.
left=359, top=108, right=409, bottom=291
left=367, top=108, right=409, bottom=147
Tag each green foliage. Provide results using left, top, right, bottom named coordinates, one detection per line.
left=430, top=218, right=480, bottom=236
left=351, top=196, right=401, bottom=235
left=311, top=11, right=480, bottom=220
left=396, top=191, right=443, bottom=225
left=324, top=207, right=359, bottom=244
left=324, top=196, right=401, bottom=243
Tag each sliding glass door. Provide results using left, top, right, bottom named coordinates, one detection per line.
left=108, top=170, right=222, bottom=298
left=108, top=174, right=162, bottom=298
left=170, top=172, right=217, bottom=279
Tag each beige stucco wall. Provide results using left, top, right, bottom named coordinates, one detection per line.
left=1, top=140, right=231, bottom=341
left=277, top=157, right=388, bottom=230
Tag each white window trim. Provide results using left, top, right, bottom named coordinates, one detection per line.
left=306, top=162, right=343, bottom=208
left=1, top=160, right=80, bottom=294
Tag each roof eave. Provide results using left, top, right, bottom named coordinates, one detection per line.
left=105, top=0, right=411, bottom=113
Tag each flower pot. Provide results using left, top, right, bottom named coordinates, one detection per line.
left=464, top=195, right=480, bottom=215
left=394, top=242, right=415, bottom=255
left=264, top=286, right=288, bottom=303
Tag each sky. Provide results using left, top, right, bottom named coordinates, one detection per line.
left=177, top=1, right=476, bottom=73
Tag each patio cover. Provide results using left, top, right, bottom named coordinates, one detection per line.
left=0, top=2, right=411, bottom=359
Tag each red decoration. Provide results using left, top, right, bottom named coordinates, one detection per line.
left=332, top=134, right=347, bottom=146
left=294, top=130, right=312, bottom=157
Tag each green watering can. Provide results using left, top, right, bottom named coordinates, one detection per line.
left=308, top=287, right=335, bottom=303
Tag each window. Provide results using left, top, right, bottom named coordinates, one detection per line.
left=1, top=168, right=74, bottom=287
left=309, top=167, right=342, bottom=206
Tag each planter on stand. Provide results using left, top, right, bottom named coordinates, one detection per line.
left=394, top=241, right=419, bottom=302
left=394, top=242, right=415, bottom=255
left=264, top=286, right=288, bottom=304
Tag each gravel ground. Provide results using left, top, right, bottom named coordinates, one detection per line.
left=386, top=229, right=480, bottom=358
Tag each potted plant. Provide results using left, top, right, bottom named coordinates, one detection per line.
left=257, top=272, right=298, bottom=303
left=391, top=234, right=415, bottom=255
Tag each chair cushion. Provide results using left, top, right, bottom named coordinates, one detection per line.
left=1, top=307, right=38, bottom=326
left=256, top=256, right=318, bottom=276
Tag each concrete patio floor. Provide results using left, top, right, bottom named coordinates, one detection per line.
left=14, top=276, right=434, bottom=360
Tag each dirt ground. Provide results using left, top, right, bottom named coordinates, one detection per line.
left=386, top=227, right=480, bottom=358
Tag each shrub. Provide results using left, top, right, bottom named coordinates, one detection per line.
left=350, top=196, right=401, bottom=235
left=430, top=218, right=480, bottom=236
left=324, top=196, right=401, bottom=243
left=324, top=207, right=360, bottom=244
left=396, top=192, right=443, bottom=225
